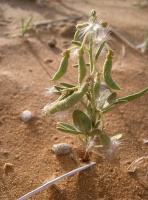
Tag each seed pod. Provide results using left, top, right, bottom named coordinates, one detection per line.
left=103, top=49, right=122, bottom=90
left=94, top=74, right=101, bottom=99
left=52, top=51, right=69, bottom=81
left=42, top=82, right=88, bottom=115
left=74, top=29, right=81, bottom=41
left=78, top=48, right=86, bottom=84
left=95, top=41, right=105, bottom=62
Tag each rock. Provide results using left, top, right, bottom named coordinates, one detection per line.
left=52, top=143, right=72, bottom=155
left=22, top=85, right=29, bottom=91
left=48, top=38, right=57, bottom=47
left=21, top=110, right=33, bottom=122
left=4, top=163, right=14, bottom=174
left=143, top=139, right=148, bottom=145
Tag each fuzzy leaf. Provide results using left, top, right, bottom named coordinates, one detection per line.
left=71, top=40, right=81, bottom=47
left=54, top=85, right=65, bottom=91
left=89, top=128, right=102, bottom=136
left=117, top=87, right=148, bottom=103
left=73, top=110, right=91, bottom=133
left=99, top=132, right=111, bottom=146
left=60, top=82, right=75, bottom=88
left=57, top=122, right=83, bottom=135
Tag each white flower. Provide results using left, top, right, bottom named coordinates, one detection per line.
left=95, top=26, right=110, bottom=44
left=45, top=86, right=57, bottom=96
left=79, top=20, right=102, bottom=39
left=96, top=89, right=111, bottom=109
left=41, top=103, right=52, bottom=115
left=70, top=47, right=79, bottom=60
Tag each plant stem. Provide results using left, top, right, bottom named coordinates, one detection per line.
left=89, top=37, right=96, bottom=127
left=89, top=37, right=94, bottom=74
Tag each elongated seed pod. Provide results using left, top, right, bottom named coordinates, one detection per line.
left=74, top=30, right=80, bottom=41
left=94, top=74, right=101, bottom=99
left=52, top=51, right=69, bottom=81
left=103, top=50, right=122, bottom=90
left=95, top=41, right=105, bottom=62
left=78, top=48, right=86, bottom=84
left=43, top=82, right=88, bottom=115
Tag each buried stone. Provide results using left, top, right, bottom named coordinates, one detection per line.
left=52, top=143, right=72, bottom=155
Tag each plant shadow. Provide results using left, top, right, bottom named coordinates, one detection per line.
left=47, top=184, right=68, bottom=200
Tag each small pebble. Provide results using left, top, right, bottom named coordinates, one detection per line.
left=44, top=58, right=53, bottom=63
left=21, top=110, right=33, bottom=122
left=52, top=143, right=72, bottom=155
left=22, top=85, right=29, bottom=91
left=4, top=163, right=14, bottom=174
left=48, top=38, right=57, bottom=47
left=143, top=139, right=148, bottom=144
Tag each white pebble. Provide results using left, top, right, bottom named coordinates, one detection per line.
left=52, top=143, right=72, bottom=155
left=21, top=110, right=33, bottom=122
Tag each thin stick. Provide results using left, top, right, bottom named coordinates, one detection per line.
left=18, top=162, right=96, bottom=200
left=111, top=28, right=142, bottom=54
left=127, top=156, right=148, bottom=172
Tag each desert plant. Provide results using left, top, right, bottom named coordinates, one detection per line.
left=21, top=16, right=33, bottom=37
left=42, top=10, right=148, bottom=161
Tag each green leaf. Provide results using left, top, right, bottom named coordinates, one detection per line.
left=57, top=127, right=83, bottom=135
left=57, top=122, right=83, bottom=135
left=72, top=110, right=92, bottom=133
left=89, top=128, right=102, bottom=136
left=99, top=132, right=111, bottom=146
left=94, top=120, right=100, bottom=128
left=71, top=40, right=81, bottom=47
left=74, top=29, right=80, bottom=40
left=25, top=16, right=33, bottom=32
left=111, top=134, right=123, bottom=141
left=117, top=87, right=148, bottom=103
left=102, top=105, right=116, bottom=113
left=60, top=82, right=75, bottom=88
left=54, top=85, right=65, bottom=91
left=107, top=92, right=117, bottom=104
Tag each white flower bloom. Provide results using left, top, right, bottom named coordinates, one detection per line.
left=70, top=47, right=79, bottom=60
left=95, top=26, right=110, bottom=44
left=45, top=86, right=57, bottom=96
left=79, top=20, right=102, bottom=39
left=41, top=103, right=52, bottom=115
left=96, top=89, right=111, bottom=109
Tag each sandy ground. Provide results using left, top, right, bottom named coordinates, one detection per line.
left=0, top=0, right=148, bottom=199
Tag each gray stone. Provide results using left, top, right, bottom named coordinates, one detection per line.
left=21, top=110, right=33, bottom=122
left=52, top=143, right=72, bottom=155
